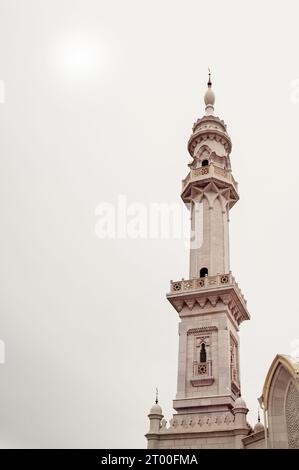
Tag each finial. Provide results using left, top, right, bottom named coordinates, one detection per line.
left=204, top=68, right=215, bottom=114
left=155, top=387, right=159, bottom=404
left=208, top=68, right=212, bottom=87
left=258, top=408, right=261, bottom=422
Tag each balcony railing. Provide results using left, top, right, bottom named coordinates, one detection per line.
left=171, top=272, right=232, bottom=292
left=169, top=272, right=247, bottom=304
left=182, top=164, right=238, bottom=193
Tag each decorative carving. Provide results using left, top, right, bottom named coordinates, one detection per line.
left=167, top=273, right=250, bottom=326
left=174, top=301, right=184, bottom=312
left=158, top=410, right=249, bottom=434
left=230, top=334, right=240, bottom=394
left=188, top=128, right=232, bottom=156
left=198, top=363, right=207, bottom=374
left=221, top=294, right=230, bottom=305
left=170, top=273, right=233, bottom=293
left=181, top=163, right=238, bottom=198
left=187, top=326, right=218, bottom=336
left=197, top=298, right=207, bottom=308
left=192, top=115, right=227, bottom=132
left=185, top=299, right=195, bottom=310
left=194, top=167, right=209, bottom=176
left=286, top=382, right=299, bottom=448
left=172, top=282, right=182, bottom=291
left=208, top=295, right=219, bottom=307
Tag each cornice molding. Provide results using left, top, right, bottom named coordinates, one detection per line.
left=192, top=115, right=227, bottom=132
left=188, top=128, right=232, bottom=157
left=167, top=284, right=250, bottom=327
left=187, top=326, right=218, bottom=336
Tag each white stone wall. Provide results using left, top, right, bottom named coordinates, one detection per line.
left=176, top=309, right=239, bottom=402
left=189, top=195, right=230, bottom=279
left=157, top=434, right=236, bottom=449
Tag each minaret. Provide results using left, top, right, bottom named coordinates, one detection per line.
left=146, top=75, right=251, bottom=449
left=168, top=74, right=250, bottom=413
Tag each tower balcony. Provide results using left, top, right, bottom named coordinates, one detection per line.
left=167, top=272, right=250, bottom=326
left=181, top=163, right=238, bottom=204
left=170, top=272, right=242, bottom=295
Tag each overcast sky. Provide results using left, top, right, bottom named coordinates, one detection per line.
left=0, top=0, right=299, bottom=448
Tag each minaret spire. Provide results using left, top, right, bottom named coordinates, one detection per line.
left=208, top=68, right=212, bottom=87
left=155, top=387, right=159, bottom=404
left=204, top=68, right=215, bottom=115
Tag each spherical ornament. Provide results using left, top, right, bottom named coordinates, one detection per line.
left=204, top=87, right=215, bottom=106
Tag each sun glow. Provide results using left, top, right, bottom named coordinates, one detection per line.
left=51, top=32, right=108, bottom=83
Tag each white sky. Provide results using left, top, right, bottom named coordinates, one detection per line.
left=0, top=0, right=299, bottom=448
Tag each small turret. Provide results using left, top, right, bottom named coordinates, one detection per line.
left=145, top=390, right=163, bottom=449
left=233, top=397, right=249, bottom=428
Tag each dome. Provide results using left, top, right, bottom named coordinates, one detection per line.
left=234, top=397, right=247, bottom=408
left=204, top=87, right=215, bottom=106
left=149, top=403, right=162, bottom=415
left=253, top=420, right=264, bottom=433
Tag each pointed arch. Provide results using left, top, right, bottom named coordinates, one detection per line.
left=262, top=354, right=299, bottom=410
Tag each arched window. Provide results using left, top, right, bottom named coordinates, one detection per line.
left=202, top=159, right=209, bottom=167
left=200, top=267, right=208, bottom=278
left=200, top=343, right=207, bottom=363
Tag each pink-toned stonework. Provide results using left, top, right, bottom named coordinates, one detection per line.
left=145, top=77, right=299, bottom=449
